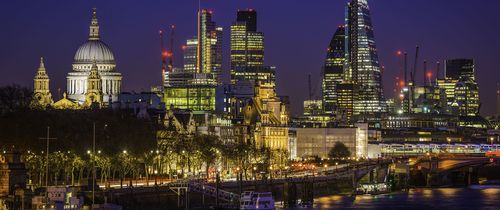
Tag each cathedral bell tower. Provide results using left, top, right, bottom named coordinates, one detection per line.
left=30, top=57, right=53, bottom=109
left=84, top=60, right=103, bottom=107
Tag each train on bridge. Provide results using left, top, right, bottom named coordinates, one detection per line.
left=376, top=143, right=500, bottom=156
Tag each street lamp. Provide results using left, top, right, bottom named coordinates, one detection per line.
left=490, top=137, right=495, bottom=145
left=154, top=170, right=158, bottom=185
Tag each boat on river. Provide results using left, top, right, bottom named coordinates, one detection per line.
left=240, top=191, right=275, bottom=210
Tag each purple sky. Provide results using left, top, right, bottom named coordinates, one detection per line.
left=2, top=0, right=499, bottom=116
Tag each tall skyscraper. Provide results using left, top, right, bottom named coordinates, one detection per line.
left=322, top=26, right=346, bottom=114
left=198, top=9, right=223, bottom=84
left=230, top=9, right=267, bottom=85
left=346, top=0, right=385, bottom=114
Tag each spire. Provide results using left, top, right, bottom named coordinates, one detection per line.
left=39, top=57, right=45, bottom=69
left=38, top=57, right=46, bottom=72
left=89, top=8, right=100, bottom=40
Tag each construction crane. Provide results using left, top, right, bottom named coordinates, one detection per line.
left=404, top=52, right=408, bottom=84
left=168, top=25, right=175, bottom=73
left=436, top=61, right=441, bottom=81
left=423, top=60, right=427, bottom=86
left=159, top=30, right=167, bottom=88
left=411, top=46, right=419, bottom=84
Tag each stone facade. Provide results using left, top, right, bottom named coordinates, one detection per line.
left=0, top=151, right=26, bottom=197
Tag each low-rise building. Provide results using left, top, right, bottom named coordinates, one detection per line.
left=293, top=123, right=368, bottom=159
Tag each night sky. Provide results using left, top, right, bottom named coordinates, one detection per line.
left=2, top=0, right=500, bottom=116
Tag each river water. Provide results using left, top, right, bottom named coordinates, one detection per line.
left=280, top=188, right=500, bottom=210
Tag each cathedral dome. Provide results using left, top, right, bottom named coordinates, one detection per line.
left=73, top=40, right=115, bottom=65
left=71, top=8, right=117, bottom=72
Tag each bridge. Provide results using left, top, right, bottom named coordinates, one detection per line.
left=103, top=159, right=393, bottom=208
left=414, top=156, right=499, bottom=172
left=412, top=156, right=500, bottom=186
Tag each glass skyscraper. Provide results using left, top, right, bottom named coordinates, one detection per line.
left=346, top=0, right=385, bottom=115
left=230, top=9, right=267, bottom=85
left=198, top=9, right=223, bottom=84
left=322, top=26, right=346, bottom=114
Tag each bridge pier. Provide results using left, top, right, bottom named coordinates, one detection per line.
left=283, top=181, right=297, bottom=208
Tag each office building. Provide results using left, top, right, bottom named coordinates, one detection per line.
left=232, top=66, right=275, bottom=85
left=164, top=73, right=217, bottom=112
left=336, top=82, right=358, bottom=124
left=436, top=58, right=480, bottom=116
left=454, top=77, right=480, bottom=116
left=183, top=38, right=199, bottom=73
left=346, top=0, right=385, bottom=114
left=445, top=59, right=475, bottom=81
left=198, top=9, right=223, bottom=83
left=322, top=26, right=346, bottom=114
left=230, top=9, right=267, bottom=85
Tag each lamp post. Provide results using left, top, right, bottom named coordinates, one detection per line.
left=154, top=170, right=158, bottom=186
left=253, top=166, right=257, bottom=180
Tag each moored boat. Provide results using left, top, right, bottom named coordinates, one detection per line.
left=240, top=191, right=275, bottom=210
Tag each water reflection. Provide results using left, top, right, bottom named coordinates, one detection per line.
left=280, top=188, right=500, bottom=210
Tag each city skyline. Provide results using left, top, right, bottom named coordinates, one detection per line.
left=2, top=0, right=500, bottom=116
